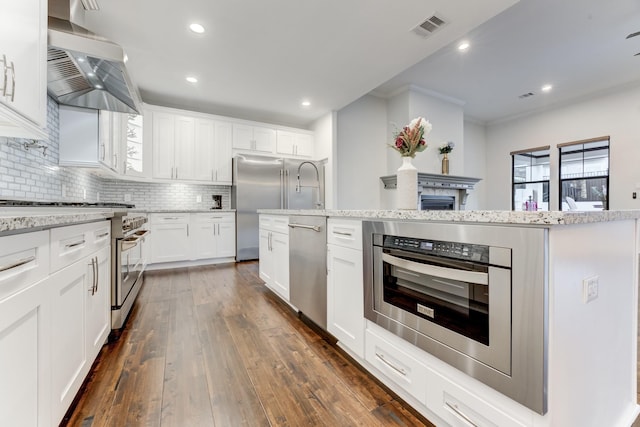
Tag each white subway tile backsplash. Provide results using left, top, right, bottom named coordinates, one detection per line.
left=1, top=97, right=232, bottom=207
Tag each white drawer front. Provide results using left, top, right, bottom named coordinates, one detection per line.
left=365, top=327, right=428, bottom=405
left=50, top=221, right=107, bottom=273
left=0, top=230, right=49, bottom=300
left=327, top=219, right=362, bottom=249
left=426, top=367, right=531, bottom=427
left=192, top=212, right=235, bottom=223
left=149, top=213, right=190, bottom=224
left=259, top=214, right=289, bottom=234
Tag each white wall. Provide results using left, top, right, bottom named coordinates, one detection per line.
left=336, top=94, right=387, bottom=209
left=485, top=83, right=640, bottom=210
left=408, top=88, right=465, bottom=176
left=463, top=120, right=487, bottom=210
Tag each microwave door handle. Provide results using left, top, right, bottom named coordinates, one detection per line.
left=381, top=252, right=488, bottom=285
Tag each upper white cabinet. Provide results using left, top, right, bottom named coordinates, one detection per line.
left=149, top=106, right=232, bottom=184
left=152, top=112, right=196, bottom=181
left=276, top=130, right=313, bottom=158
left=0, top=0, right=47, bottom=140
left=98, top=110, right=125, bottom=173
left=123, top=113, right=146, bottom=177
left=233, top=124, right=276, bottom=153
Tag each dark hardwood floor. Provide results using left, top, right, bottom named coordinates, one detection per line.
left=62, top=262, right=433, bottom=427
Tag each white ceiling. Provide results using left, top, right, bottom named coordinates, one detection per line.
left=80, top=0, right=516, bottom=128
left=374, top=0, right=640, bottom=124
left=80, top=0, right=640, bottom=128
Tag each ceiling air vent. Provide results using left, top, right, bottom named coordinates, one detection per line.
left=519, top=92, right=535, bottom=99
left=412, top=14, right=448, bottom=38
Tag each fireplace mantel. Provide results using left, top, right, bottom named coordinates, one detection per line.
left=380, top=173, right=481, bottom=209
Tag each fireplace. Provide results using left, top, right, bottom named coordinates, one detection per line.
left=420, top=195, right=455, bottom=210
left=380, top=172, right=481, bottom=210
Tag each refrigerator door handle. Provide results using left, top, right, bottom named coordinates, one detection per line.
left=284, top=169, right=289, bottom=208
left=280, top=169, right=284, bottom=209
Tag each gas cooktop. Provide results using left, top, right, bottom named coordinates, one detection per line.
left=0, top=199, right=135, bottom=208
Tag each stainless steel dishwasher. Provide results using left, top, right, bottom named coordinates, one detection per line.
left=288, top=215, right=327, bottom=330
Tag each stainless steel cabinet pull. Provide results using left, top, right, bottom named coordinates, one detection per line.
left=97, top=232, right=109, bottom=238
left=175, top=167, right=178, bottom=179
left=7, top=60, right=15, bottom=102
left=163, top=217, right=180, bottom=220
left=0, top=255, right=36, bottom=273
left=445, top=401, right=478, bottom=427
left=375, top=352, right=406, bottom=376
left=187, top=224, right=189, bottom=236
left=95, top=256, right=99, bottom=293
left=89, top=257, right=97, bottom=295
left=0, top=54, right=6, bottom=96
left=65, top=239, right=86, bottom=249
left=114, top=153, right=118, bottom=169
left=100, top=143, right=106, bottom=161
left=333, top=230, right=352, bottom=237
left=288, top=223, right=321, bottom=232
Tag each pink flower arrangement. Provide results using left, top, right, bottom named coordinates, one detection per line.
left=391, top=117, right=432, bottom=158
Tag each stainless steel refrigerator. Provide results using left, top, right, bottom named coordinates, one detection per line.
left=232, top=154, right=325, bottom=261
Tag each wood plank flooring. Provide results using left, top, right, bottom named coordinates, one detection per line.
left=62, top=262, right=433, bottom=427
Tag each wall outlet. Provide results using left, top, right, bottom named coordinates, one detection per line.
left=583, top=276, right=599, bottom=303
left=124, top=194, right=132, bottom=202
left=196, top=194, right=202, bottom=203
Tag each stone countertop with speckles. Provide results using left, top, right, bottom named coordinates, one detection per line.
left=257, top=209, right=640, bottom=226
left=0, top=208, right=116, bottom=235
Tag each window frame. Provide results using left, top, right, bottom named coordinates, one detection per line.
left=558, top=136, right=610, bottom=211
left=511, top=146, right=550, bottom=211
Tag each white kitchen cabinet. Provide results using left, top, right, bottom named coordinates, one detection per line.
left=49, top=221, right=111, bottom=425
left=148, top=214, right=191, bottom=263
left=0, top=271, right=51, bottom=427
left=259, top=215, right=289, bottom=301
left=276, top=130, right=313, bottom=157
left=213, top=121, right=233, bottom=184
left=0, top=230, right=52, bottom=424
left=152, top=112, right=196, bottom=180
left=232, top=123, right=276, bottom=153
left=192, top=119, right=233, bottom=184
left=191, top=213, right=236, bottom=260
left=98, top=110, right=125, bottom=173
left=327, top=219, right=364, bottom=359
left=0, top=0, right=47, bottom=139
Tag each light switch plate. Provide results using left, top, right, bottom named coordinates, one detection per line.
left=583, top=276, right=599, bottom=303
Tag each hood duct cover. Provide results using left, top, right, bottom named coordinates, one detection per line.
left=47, top=2, right=140, bottom=114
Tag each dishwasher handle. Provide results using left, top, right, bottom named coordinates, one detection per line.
left=288, top=223, right=321, bottom=232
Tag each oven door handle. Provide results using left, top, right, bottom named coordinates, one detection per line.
left=121, top=236, right=140, bottom=252
left=381, top=252, right=488, bottom=285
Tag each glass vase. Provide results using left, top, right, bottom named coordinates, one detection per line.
left=397, top=156, right=417, bottom=210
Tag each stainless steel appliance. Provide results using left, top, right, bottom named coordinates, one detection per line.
left=232, top=154, right=325, bottom=261
left=288, top=216, right=327, bottom=330
left=363, top=221, right=548, bottom=414
left=111, top=212, right=149, bottom=330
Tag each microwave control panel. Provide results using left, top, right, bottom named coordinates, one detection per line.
left=382, top=235, right=489, bottom=263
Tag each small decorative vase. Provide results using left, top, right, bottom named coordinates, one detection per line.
left=441, top=153, right=449, bottom=175
left=397, top=156, right=417, bottom=210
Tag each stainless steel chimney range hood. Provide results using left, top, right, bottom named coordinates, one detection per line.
left=47, top=0, right=141, bottom=114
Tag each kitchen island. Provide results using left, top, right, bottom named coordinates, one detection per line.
left=258, top=209, right=640, bottom=427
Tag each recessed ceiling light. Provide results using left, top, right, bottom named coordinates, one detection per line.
left=541, top=84, right=553, bottom=92
left=95, top=84, right=103, bottom=89
left=87, top=72, right=95, bottom=77
left=186, top=76, right=198, bottom=83
left=457, top=41, right=470, bottom=51
left=301, top=100, right=311, bottom=107
left=189, top=23, right=205, bottom=34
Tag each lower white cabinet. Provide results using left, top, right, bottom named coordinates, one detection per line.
left=191, top=213, right=236, bottom=260
left=50, top=236, right=110, bottom=425
left=149, top=212, right=236, bottom=264
left=0, top=277, right=51, bottom=427
left=327, top=219, right=364, bottom=359
left=259, top=215, right=289, bottom=301
left=149, top=214, right=191, bottom=263
left=0, top=220, right=110, bottom=427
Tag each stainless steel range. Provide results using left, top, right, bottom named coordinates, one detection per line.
left=363, top=220, right=548, bottom=414
left=111, top=212, right=149, bottom=330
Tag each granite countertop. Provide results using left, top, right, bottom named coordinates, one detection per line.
left=0, top=208, right=116, bottom=235
left=140, top=209, right=236, bottom=213
left=257, top=209, right=640, bottom=226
